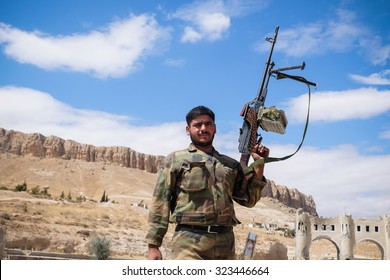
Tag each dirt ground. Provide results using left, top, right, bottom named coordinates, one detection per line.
left=0, top=189, right=298, bottom=259
left=0, top=153, right=382, bottom=260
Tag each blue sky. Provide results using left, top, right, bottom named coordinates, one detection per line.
left=0, top=0, right=389, bottom=218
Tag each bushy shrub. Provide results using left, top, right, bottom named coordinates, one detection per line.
left=88, top=236, right=110, bottom=260
left=1, top=212, right=11, bottom=220
left=76, top=195, right=86, bottom=202
left=284, top=228, right=296, bottom=238
left=30, top=185, right=51, bottom=198
left=14, top=182, right=27, bottom=192
left=30, top=185, right=41, bottom=195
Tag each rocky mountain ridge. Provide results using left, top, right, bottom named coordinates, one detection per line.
left=0, top=128, right=164, bottom=173
left=0, top=128, right=317, bottom=215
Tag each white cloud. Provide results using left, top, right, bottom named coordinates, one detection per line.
left=171, top=0, right=268, bottom=43
left=164, top=58, right=186, bottom=67
left=176, top=11, right=231, bottom=43
left=194, top=12, right=231, bottom=42
left=0, top=86, right=187, bottom=156
left=264, top=144, right=390, bottom=218
left=181, top=27, right=203, bottom=43
left=213, top=130, right=390, bottom=218
left=380, top=130, right=390, bottom=140
left=360, top=35, right=390, bottom=66
left=349, top=70, right=390, bottom=85
left=1, top=85, right=389, bottom=218
left=255, top=9, right=365, bottom=57
left=285, top=87, right=390, bottom=123
left=0, top=14, right=171, bottom=78
left=256, top=8, right=390, bottom=65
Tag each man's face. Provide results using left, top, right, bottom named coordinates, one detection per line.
left=186, top=114, right=216, bottom=147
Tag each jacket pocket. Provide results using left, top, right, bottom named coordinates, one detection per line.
left=180, top=161, right=209, bottom=192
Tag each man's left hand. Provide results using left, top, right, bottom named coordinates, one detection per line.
left=251, top=144, right=270, bottom=160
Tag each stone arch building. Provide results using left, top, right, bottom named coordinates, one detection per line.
left=295, top=209, right=390, bottom=260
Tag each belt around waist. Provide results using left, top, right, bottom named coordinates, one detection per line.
left=175, top=224, right=233, bottom=234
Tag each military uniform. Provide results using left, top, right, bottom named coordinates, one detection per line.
left=145, top=143, right=268, bottom=259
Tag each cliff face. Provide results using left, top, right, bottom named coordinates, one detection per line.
left=262, top=180, right=317, bottom=216
left=0, top=128, right=164, bottom=173
left=0, top=128, right=317, bottom=215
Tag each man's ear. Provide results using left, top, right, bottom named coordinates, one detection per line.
left=186, top=125, right=190, bottom=135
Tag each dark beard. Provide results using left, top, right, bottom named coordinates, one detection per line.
left=190, top=133, right=214, bottom=147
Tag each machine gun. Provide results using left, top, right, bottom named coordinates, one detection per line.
left=235, top=26, right=317, bottom=201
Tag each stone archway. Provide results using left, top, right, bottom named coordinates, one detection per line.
left=310, top=236, right=340, bottom=260
left=354, top=239, right=384, bottom=260
left=295, top=212, right=390, bottom=260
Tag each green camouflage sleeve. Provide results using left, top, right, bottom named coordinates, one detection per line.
left=236, top=159, right=268, bottom=207
left=144, top=154, right=176, bottom=247
left=245, top=174, right=267, bottom=207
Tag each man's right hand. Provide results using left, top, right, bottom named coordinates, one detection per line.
left=147, top=244, right=162, bottom=260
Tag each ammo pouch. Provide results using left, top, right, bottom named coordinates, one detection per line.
left=259, top=106, right=288, bottom=134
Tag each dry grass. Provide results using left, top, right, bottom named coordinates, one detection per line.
left=0, top=189, right=298, bottom=259
left=0, top=190, right=150, bottom=258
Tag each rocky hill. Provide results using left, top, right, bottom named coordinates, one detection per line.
left=0, top=127, right=317, bottom=215
left=0, top=128, right=164, bottom=173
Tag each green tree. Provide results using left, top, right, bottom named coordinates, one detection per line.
left=100, top=190, right=107, bottom=202
left=67, top=191, right=72, bottom=201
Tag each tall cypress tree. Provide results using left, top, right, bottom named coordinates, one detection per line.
left=100, top=190, right=106, bottom=203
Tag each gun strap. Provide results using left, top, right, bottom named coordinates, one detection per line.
left=264, top=79, right=312, bottom=164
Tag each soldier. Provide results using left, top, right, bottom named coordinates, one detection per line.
left=145, top=105, right=270, bottom=260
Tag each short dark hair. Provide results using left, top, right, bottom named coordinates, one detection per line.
left=186, top=106, right=215, bottom=125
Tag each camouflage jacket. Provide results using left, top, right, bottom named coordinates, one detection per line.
left=145, top=143, right=268, bottom=247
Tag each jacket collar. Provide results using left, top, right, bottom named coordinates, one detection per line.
left=188, top=143, right=219, bottom=156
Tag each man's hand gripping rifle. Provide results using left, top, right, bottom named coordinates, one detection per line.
left=234, top=26, right=316, bottom=201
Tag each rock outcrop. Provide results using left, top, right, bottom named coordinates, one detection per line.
left=262, top=180, right=317, bottom=216
left=0, top=128, right=317, bottom=215
left=0, top=128, right=164, bottom=173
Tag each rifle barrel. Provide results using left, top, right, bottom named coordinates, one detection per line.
left=255, top=26, right=279, bottom=102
